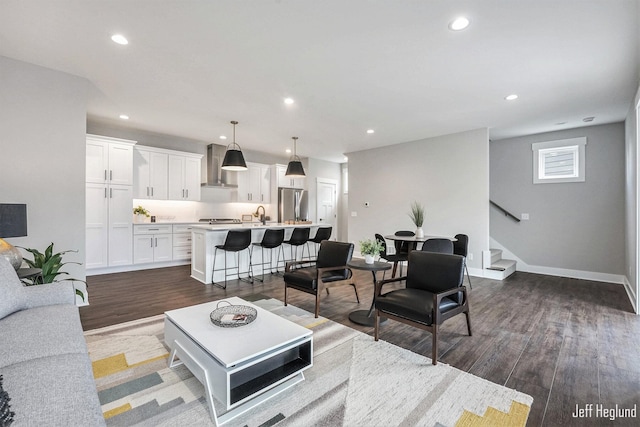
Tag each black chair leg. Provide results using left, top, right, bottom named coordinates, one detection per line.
left=211, top=248, right=227, bottom=290
left=465, top=263, right=472, bottom=289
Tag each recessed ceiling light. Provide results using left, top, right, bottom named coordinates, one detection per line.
left=505, top=94, right=518, bottom=101
left=366, top=129, right=375, bottom=134
left=583, top=116, right=595, bottom=122
left=119, top=114, right=129, bottom=120
left=111, top=34, right=129, bottom=45
left=219, top=135, right=227, bottom=140
left=285, top=148, right=292, bottom=154
left=449, top=17, right=470, bottom=31
left=343, top=156, right=349, bottom=162
left=284, top=98, right=294, bottom=105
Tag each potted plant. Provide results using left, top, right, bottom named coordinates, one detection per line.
left=133, top=205, right=150, bottom=223
left=409, top=201, right=425, bottom=238
left=18, top=242, right=85, bottom=301
left=359, top=238, right=384, bottom=264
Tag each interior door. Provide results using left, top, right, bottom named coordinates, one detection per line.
left=316, top=179, right=337, bottom=239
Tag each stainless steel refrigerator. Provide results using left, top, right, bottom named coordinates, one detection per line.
left=278, top=187, right=308, bottom=223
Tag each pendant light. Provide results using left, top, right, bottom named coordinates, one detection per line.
left=285, top=136, right=306, bottom=178
left=221, top=120, right=248, bottom=171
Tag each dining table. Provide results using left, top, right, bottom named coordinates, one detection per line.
left=383, top=234, right=457, bottom=245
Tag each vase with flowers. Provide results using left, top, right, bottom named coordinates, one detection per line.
left=409, top=201, right=425, bottom=238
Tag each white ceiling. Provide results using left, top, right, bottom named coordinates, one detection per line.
left=1, top=0, right=638, bottom=162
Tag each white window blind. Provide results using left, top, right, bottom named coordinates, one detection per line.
left=532, top=137, right=586, bottom=184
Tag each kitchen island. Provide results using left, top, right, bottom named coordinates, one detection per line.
left=191, top=223, right=329, bottom=284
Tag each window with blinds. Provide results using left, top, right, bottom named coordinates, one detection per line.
left=532, top=137, right=586, bottom=184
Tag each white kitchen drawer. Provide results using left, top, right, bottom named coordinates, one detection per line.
left=134, top=224, right=172, bottom=235
left=173, top=246, right=192, bottom=260
left=173, top=232, right=192, bottom=247
left=173, top=224, right=199, bottom=233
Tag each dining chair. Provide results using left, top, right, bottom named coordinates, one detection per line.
left=393, top=230, right=417, bottom=276
left=421, top=238, right=453, bottom=254
left=375, top=233, right=406, bottom=278
left=453, top=233, right=472, bottom=289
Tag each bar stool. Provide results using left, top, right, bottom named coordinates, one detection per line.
left=211, top=229, right=253, bottom=289
left=283, top=227, right=310, bottom=264
left=250, top=228, right=285, bottom=282
left=307, top=226, right=332, bottom=259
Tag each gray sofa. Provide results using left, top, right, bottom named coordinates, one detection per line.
left=0, top=257, right=105, bottom=426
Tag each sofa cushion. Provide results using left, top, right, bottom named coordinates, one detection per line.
left=0, top=375, right=15, bottom=427
left=2, top=354, right=105, bottom=426
left=0, top=257, right=26, bottom=320
left=0, top=305, right=87, bottom=369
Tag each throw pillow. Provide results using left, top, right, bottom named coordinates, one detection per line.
left=0, top=257, right=26, bottom=320
left=0, top=375, right=15, bottom=427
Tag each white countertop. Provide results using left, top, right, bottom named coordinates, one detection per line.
left=192, top=222, right=326, bottom=231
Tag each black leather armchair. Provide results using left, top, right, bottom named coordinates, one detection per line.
left=284, top=240, right=359, bottom=318
left=374, top=251, right=472, bottom=365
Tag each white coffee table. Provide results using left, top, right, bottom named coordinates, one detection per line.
left=164, top=297, right=313, bottom=426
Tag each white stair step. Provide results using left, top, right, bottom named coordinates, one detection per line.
left=487, top=259, right=516, bottom=271
left=484, top=258, right=517, bottom=280
left=490, top=248, right=503, bottom=265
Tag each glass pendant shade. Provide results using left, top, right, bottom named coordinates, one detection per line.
left=285, top=136, right=306, bottom=178
left=221, top=120, right=248, bottom=171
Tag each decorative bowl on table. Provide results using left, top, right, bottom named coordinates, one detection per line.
left=210, top=300, right=257, bottom=328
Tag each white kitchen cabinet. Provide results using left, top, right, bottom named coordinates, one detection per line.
left=238, top=162, right=271, bottom=203
left=274, top=164, right=304, bottom=189
left=172, top=224, right=195, bottom=260
left=168, top=154, right=202, bottom=201
left=134, top=148, right=169, bottom=199
left=259, top=164, right=271, bottom=203
left=86, top=134, right=135, bottom=185
left=133, top=225, right=173, bottom=263
left=86, top=135, right=135, bottom=270
left=86, top=183, right=134, bottom=268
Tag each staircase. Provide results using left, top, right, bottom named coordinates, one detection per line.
left=482, top=249, right=516, bottom=280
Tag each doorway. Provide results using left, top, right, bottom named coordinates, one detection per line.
left=316, top=178, right=338, bottom=240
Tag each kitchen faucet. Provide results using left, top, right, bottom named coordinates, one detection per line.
left=254, top=205, right=266, bottom=225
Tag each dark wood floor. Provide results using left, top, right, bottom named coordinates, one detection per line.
left=80, top=266, right=640, bottom=426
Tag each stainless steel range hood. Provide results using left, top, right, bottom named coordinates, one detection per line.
left=202, top=144, right=239, bottom=188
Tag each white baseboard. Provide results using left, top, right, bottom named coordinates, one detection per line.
left=622, top=275, right=638, bottom=314
left=86, top=260, right=191, bottom=276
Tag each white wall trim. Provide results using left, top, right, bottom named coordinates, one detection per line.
left=86, top=260, right=190, bottom=276
left=622, top=275, right=638, bottom=313
left=490, top=237, right=628, bottom=285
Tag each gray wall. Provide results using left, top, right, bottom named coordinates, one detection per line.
left=1, top=56, right=88, bottom=287
left=490, top=123, right=626, bottom=275
left=347, top=128, right=490, bottom=270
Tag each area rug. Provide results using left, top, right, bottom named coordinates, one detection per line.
left=84, top=297, right=533, bottom=426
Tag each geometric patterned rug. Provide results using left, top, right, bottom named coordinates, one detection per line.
left=84, top=297, right=533, bottom=426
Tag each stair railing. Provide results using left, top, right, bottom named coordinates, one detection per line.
left=490, top=200, right=521, bottom=222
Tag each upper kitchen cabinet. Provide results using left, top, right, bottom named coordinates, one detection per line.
left=134, top=145, right=203, bottom=201
left=86, top=134, right=136, bottom=185
left=168, top=153, right=202, bottom=201
left=134, top=147, right=168, bottom=199
left=237, top=162, right=270, bottom=203
left=274, top=164, right=304, bottom=189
